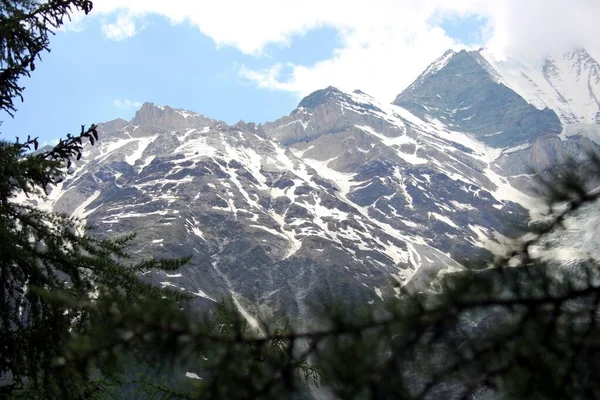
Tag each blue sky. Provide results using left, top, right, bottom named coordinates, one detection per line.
left=3, top=0, right=592, bottom=145
left=438, top=14, right=487, bottom=47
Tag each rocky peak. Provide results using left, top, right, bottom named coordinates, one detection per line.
left=264, top=86, right=387, bottom=147
left=540, top=49, right=600, bottom=85
left=567, top=49, right=600, bottom=89
left=294, top=86, right=382, bottom=115
left=394, top=49, right=457, bottom=98
left=297, top=86, right=348, bottom=110
left=565, top=48, right=598, bottom=67
left=131, top=102, right=167, bottom=125
left=98, top=118, right=129, bottom=134
left=393, top=49, right=562, bottom=147
left=131, top=102, right=213, bottom=130
left=233, top=120, right=267, bottom=136
left=394, top=50, right=482, bottom=103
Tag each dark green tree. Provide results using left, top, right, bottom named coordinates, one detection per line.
left=0, top=1, right=188, bottom=398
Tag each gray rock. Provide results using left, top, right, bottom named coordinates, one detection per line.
left=393, top=50, right=563, bottom=147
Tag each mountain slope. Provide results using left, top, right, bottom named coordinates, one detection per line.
left=482, top=48, right=600, bottom=125
left=43, top=102, right=473, bottom=323
left=26, top=47, right=600, bottom=326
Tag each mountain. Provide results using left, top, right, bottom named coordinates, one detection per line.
left=25, top=48, right=600, bottom=326
left=396, top=48, right=600, bottom=127
left=393, top=49, right=563, bottom=147
left=483, top=48, right=600, bottom=125
left=393, top=48, right=600, bottom=195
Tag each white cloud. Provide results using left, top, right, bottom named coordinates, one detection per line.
left=239, top=27, right=459, bottom=101
left=239, top=63, right=288, bottom=89
left=75, top=1, right=600, bottom=100
left=484, top=0, right=600, bottom=62
left=113, top=98, right=143, bottom=110
left=101, top=12, right=139, bottom=41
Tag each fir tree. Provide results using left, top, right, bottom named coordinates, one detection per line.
left=0, top=1, right=188, bottom=398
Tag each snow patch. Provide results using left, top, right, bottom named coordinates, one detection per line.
left=186, top=372, right=202, bottom=380
left=71, top=190, right=101, bottom=220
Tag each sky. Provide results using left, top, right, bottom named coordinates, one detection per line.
left=2, top=0, right=600, bottom=144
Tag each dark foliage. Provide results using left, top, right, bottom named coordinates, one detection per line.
left=0, top=1, right=189, bottom=398
left=0, top=107, right=190, bottom=400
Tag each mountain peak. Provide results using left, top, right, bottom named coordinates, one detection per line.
left=139, top=101, right=163, bottom=110
left=479, top=47, right=600, bottom=124
left=562, top=47, right=600, bottom=70
left=393, top=48, right=484, bottom=104
left=131, top=102, right=213, bottom=129
left=131, top=102, right=170, bottom=125
left=393, top=48, right=562, bottom=147
left=297, top=86, right=346, bottom=110
left=98, top=118, right=129, bottom=134
left=394, top=49, right=460, bottom=99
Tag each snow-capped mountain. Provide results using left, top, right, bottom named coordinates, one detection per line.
left=404, top=48, right=600, bottom=126
left=484, top=49, right=600, bottom=125
left=33, top=47, right=600, bottom=324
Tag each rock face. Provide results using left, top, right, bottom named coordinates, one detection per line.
left=131, top=103, right=216, bottom=130
left=49, top=102, right=471, bottom=324
left=32, top=47, right=600, bottom=327
left=393, top=50, right=563, bottom=147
